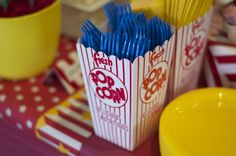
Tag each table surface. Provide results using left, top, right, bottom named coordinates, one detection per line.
left=0, top=120, right=65, bottom=156
left=80, top=133, right=160, bottom=156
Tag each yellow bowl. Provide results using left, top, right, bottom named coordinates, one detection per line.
left=160, top=88, right=236, bottom=156
left=0, top=0, right=61, bottom=80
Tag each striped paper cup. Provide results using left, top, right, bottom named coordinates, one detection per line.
left=76, top=35, right=175, bottom=151
left=167, top=9, right=213, bottom=100
left=205, top=41, right=236, bottom=88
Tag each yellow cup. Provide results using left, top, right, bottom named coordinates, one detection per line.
left=131, top=0, right=165, bottom=19
left=160, top=88, right=236, bottom=156
left=0, top=0, right=61, bottom=80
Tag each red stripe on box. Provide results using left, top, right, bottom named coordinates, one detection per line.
left=225, top=74, right=236, bottom=81
left=215, top=56, right=236, bottom=64
left=58, top=110, right=93, bottom=132
left=45, top=116, right=87, bottom=143
left=38, top=129, right=80, bottom=155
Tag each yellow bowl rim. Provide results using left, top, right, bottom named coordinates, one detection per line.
left=159, top=87, right=236, bottom=156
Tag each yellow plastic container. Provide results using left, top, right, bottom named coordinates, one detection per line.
left=131, top=0, right=165, bottom=19
left=160, top=88, right=236, bottom=156
left=0, top=0, right=61, bottom=80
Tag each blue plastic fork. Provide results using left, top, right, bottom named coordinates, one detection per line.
left=81, top=1, right=173, bottom=62
left=103, top=1, right=117, bottom=31
left=80, top=19, right=103, bottom=51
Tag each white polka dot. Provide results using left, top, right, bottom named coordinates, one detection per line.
left=0, top=84, right=4, bottom=91
left=5, top=108, right=12, bottom=117
left=26, top=120, right=33, bottom=129
left=16, top=123, right=23, bottom=130
left=37, top=105, right=45, bottom=112
left=19, top=105, right=27, bottom=113
left=0, top=94, right=6, bottom=102
left=52, top=97, right=60, bottom=103
left=16, top=94, right=24, bottom=101
left=34, top=96, right=42, bottom=102
left=49, top=87, right=57, bottom=93
left=0, top=113, right=3, bottom=119
left=14, top=85, right=22, bottom=92
left=31, top=86, right=39, bottom=93
left=28, top=77, right=36, bottom=83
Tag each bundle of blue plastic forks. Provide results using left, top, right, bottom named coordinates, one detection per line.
left=80, top=2, right=172, bottom=62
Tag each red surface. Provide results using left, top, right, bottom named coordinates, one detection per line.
left=0, top=0, right=55, bottom=17
left=0, top=120, right=64, bottom=156
left=80, top=133, right=160, bottom=156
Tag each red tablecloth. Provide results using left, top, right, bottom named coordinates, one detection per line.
left=0, top=120, right=65, bottom=156
left=80, top=133, right=160, bottom=156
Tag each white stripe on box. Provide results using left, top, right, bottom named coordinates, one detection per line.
left=210, top=46, right=236, bottom=57
left=46, top=115, right=92, bottom=138
left=40, top=125, right=82, bottom=151
left=69, top=98, right=90, bottom=112
left=217, top=63, right=236, bottom=74
left=57, top=106, right=93, bottom=126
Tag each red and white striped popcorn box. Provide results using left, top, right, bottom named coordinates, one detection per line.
left=205, top=41, right=236, bottom=88
left=168, top=10, right=213, bottom=100
left=76, top=35, right=175, bottom=151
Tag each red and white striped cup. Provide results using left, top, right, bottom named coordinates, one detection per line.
left=76, top=35, right=175, bottom=151
left=205, top=41, right=236, bottom=88
left=167, top=9, right=213, bottom=100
